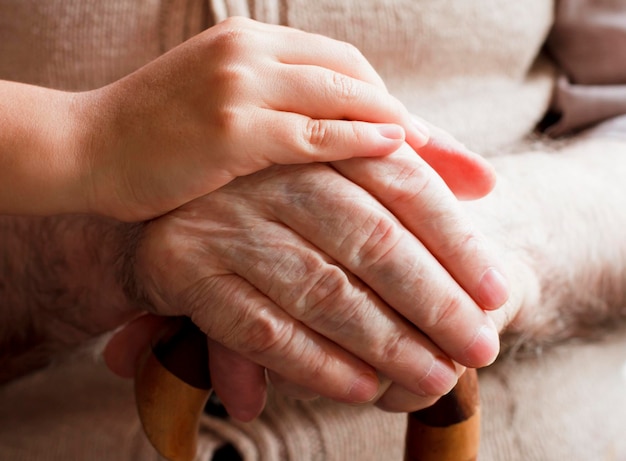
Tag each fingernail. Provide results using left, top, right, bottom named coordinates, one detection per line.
left=347, top=372, right=380, bottom=403
left=477, top=267, right=510, bottom=310
left=410, top=116, right=430, bottom=141
left=417, top=357, right=458, bottom=396
left=464, top=318, right=500, bottom=367
left=376, top=124, right=405, bottom=141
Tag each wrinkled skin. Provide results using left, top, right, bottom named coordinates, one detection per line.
left=106, top=141, right=509, bottom=420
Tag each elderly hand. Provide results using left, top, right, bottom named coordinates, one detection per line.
left=105, top=136, right=508, bottom=419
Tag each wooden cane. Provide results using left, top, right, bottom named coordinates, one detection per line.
left=404, top=368, right=480, bottom=461
left=134, top=318, right=480, bottom=461
left=134, top=319, right=212, bottom=461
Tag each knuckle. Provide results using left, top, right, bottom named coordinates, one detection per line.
left=273, top=163, right=334, bottom=206
left=377, top=333, right=412, bottom=365
left=233, top=310, right=296, bottom=356
left=206, top=65, right=255, bottom=137
left=438, top=227, right=481, bottom=261
left=209, top=29, right=245, bottom=58
left=423, top=294, right=465, bottom=331
left=301, top=350, right=334, bottom=383
left=306, top=296, right=361, bottom=335
left=303, top=119, right=334, bottom=150
left=266, top=251, right=376, bottom=338
left=208, top=52, right=256, bottom=98
left=267, top=371, right=320, bottom=400
left=213, top=17, right=254, bottom=50
left=337, top=40, right=387, bottom=89
left=208, top=18, right=261, bottom=65
left=350, top=213, right=403, bottom=269
left=331, top=71, right=361, bottom=103
left=287, top=264, right=357, bottom=327
left=383, top=162, right=432, bottom=206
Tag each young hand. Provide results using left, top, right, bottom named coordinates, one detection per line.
left=79, top=17, right=428, bottom=221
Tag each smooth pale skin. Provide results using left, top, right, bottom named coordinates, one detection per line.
left=0, top=17, right=428, bottom=221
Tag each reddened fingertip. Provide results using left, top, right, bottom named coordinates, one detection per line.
left=409, top=116, right=431, bottom=147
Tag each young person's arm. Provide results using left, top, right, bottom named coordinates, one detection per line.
left=0, top=17, right=432, bottom=220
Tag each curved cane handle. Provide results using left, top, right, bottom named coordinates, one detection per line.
left=135, top=319, right=480, bottom=461
left=135, top=319, right=211, bottom=461
left=405, top=368, right=480, bottom=461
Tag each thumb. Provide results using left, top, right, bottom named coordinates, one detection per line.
left=408, top=118, right=497, bottom=200
left=208, top=340, right=268, bottom=422
left=103, top=314, right=174, bottom=378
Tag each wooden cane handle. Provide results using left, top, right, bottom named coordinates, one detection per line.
left=405, top=368, right=480, bottom=461
left=135, top=318, right=481, bottom=461
left=134, top=319, right=211, bottom=461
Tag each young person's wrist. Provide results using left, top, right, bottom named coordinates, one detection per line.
left=72, top=83, right=169, bottom=223
left=64, top=88, right=122, bottom=219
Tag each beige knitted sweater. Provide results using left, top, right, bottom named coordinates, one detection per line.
left=0, top=0, right=555, bottom=153
left=2, top=1, right=626, bottom=460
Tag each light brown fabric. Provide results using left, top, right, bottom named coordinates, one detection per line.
left=2, top=323, right=626, bottom=460
left=0, top=0, right=555, bottom=153
left=0, top=346, right=406, bottom=461
left=480, top=329, right=626, bottom=461
left=211, top=0, right=556, bottom=154
left=0, top=0, right=210, bottom=91
left=2, top=1, right=626, bottom=460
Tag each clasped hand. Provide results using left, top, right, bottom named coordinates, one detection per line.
left=99, top=17, right=509, bottom=420
left=106, top=140, right=508, bottom=419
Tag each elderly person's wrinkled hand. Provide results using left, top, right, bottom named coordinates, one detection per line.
left=105, top=138, right=509, bottom=419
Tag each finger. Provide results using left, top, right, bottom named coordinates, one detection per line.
left=410, top=119, right=497, bottom=200
left=225, top=215, right=458, bottom=397
left=103, top=314, right=174, bottom=378
left=333, top=148, right=509, bottom=312
left=252, top=21, right=428, bottom=146
left=267, top=64, right=416, bottom=128
left=248, top=111, right=406, bottom=166
left=217, top=18, right=388, bottom=91
left=208, top=339, right=267, bottom=422
left=187, top=273, right=380, bottom=405
left=258, top=21, right=389, bottom=90
left=265, top=64, right=428, bottom=147
left=268, top=164, right=500, bottom=368
left=375, top=361, right=467, bottom=412
left=375, top=382, right=442, bottom=413
left=266, top=370, right=320, bottom=401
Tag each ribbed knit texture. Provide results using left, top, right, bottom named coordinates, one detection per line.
left=0, top=0, right=210, bottom=91
left=2, top=329, right=626, bottom=460
left=0, top=0, right=555, bottom=153
left=2, top=1, right=626, bottom=460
